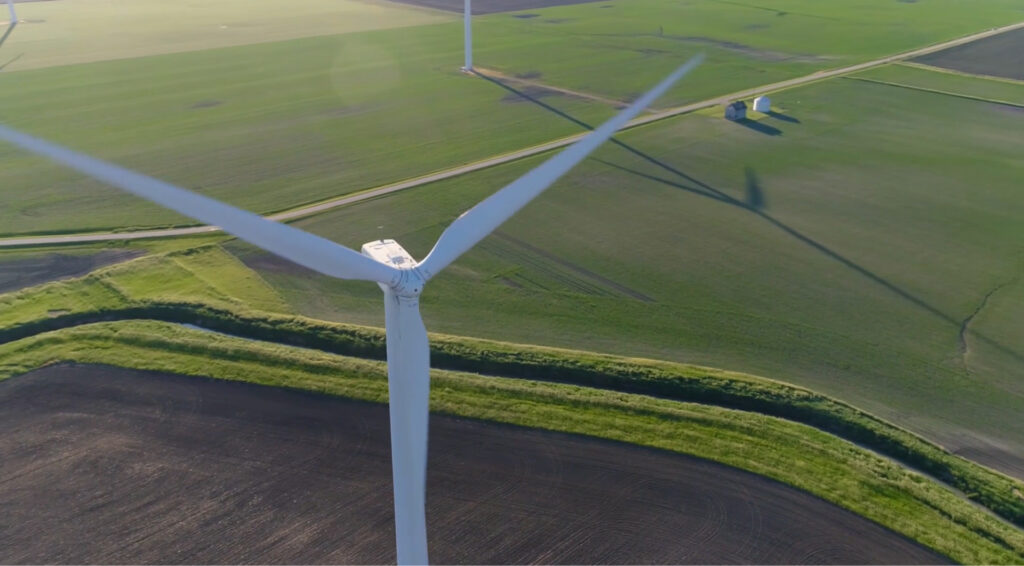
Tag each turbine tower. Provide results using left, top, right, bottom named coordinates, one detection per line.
left=462, top=0, right=472, bottom=72
left=0, top=54, right=703, bottom=565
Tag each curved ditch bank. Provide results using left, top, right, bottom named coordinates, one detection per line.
left=2, top=302, right=1024, bottom=532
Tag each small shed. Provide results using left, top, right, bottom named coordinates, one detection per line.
left=725, top=101, right=747, bottom=121
left=753, top=95, right=771, bottom=113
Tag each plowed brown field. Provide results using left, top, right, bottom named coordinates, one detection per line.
left=0, top=365, right=949, bottom=564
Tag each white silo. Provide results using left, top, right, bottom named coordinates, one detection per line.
left=753, top=95, right=771, bottom=113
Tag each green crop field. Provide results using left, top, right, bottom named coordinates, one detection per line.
left=228, top=65, right=1024, bottom=477
left=0, top=0, right=453, bottom=71
left=2, top=0, right=1023, bottom=235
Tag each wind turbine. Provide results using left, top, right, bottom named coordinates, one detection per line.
left=462, top=0, right=472, bottom=72
left=0, top=54, right=702, bottom=564
left=0, top=0, right=17, bottom=51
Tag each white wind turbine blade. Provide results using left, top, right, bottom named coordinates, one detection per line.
left=0, top=125, right=399, bottom=283
left=5, top=0, right=13, bottom=24
left=382, top=287, right=431, bottom=565
left=418, top=54, right=704, bottom=278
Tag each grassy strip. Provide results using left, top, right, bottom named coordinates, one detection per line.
left=844, top=76, right=1024, bottom=108
left=1, top=320, right=1022, bottom=563
left=4, top=298, right=1024, bottom=531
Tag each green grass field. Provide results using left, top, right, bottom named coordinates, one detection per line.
left=2, top=0, right=1023, bottom=235
left=229, top=64, right=1024, bottom=476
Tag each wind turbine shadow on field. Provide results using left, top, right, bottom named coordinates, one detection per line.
left=0, top=21, right=16, bottom=52
left=476, top=72, right=1024, bottom=365
left=607, top=160, right=1024, bottom=365
left=0, top=51, right=22, bottom=71
left=476, top=70, right=735, bottom=202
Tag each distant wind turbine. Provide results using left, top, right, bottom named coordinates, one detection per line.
left=462, top=0, right=472, bottom=72
left=0, top=54, right=703, bottom=565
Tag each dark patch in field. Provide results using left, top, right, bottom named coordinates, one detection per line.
left=515, top=70, right=543, bottom=79
left=500, top=84, right=563, bottom=103
left=593, top=31, right=826, bottom=62
left=383, top=0, right=610, bottom=15
left=767, top=110, right=800, bottom=123
left=0, top=364, right=950, bottom=564
left=637, top=47, right=670, bottom=56
left=735, top=117, right=782, bottom=136
left=0, top=249, right=144, bottom=294
left=513, top=13, right=540, bottom=18
left=947, top=435, right=1024, bottom=481
left=991, top=103, right=1024, bottom=114
left=190, top=99, right=222, bottom=109
left=913, top=28, right=1024, bottom=81
left=660, top=35, right=826, bottom=62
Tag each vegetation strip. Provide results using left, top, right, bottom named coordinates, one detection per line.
left=845, top=76, right=1024, bottom=108
left=1, top=320, right=1023, bottom=563
left=3, top=272, right=1024, bottom=533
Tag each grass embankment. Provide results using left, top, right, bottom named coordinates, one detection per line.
left=1, top=320, right=1022, bottom=564
left=2, top=248, right=1024, bottom=536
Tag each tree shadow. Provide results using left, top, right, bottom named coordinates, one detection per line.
left=767, top=110, right=800, bottom=123
left=475, top=70, right=1024, bottom=365
left=736, top=117, right=782, bottom=136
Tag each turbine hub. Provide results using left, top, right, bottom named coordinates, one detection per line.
left=361, top=239, right=426, bottom=297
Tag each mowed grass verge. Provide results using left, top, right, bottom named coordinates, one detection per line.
left=2, top=248, right=1024, bottom=542
left=1, top=320, right=1022, bottom=563
left=3, top=0, right=1024, bottom=235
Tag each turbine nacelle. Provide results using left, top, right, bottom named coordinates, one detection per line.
left=362, top=239, right=426, bottom=297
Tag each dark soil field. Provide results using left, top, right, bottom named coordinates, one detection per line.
left=385, top=0, right=608, bottom=15
left=0, top=249, right=143, bottom=294
left=913, top=28, right=1024, bottom=80
left=0, top=365, right=949, bottom=564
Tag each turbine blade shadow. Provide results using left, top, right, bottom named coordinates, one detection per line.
left=0, top=22, right=16, bottom=51
left=475, top=72, right=1024, bottom=365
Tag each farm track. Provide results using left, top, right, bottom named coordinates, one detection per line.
left=0, top=364, right=951, bottom=564
left=1, top=20, right=1023, bottom=249
left=473, top=67, right=639, bottom=110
